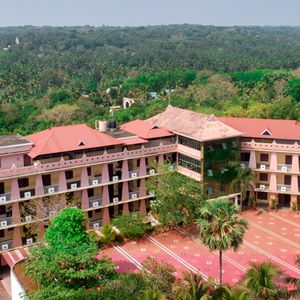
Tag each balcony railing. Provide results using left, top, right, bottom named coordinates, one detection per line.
left=129, top=170, right=140, bottom=178
left=0, top=240, right=13, bottom=252
left=256, top=164, right=270, bottom=170
left=90, top=219, right=103, bottom=229
left=44, top=184, right=59, bottom=195
left=22, top=236, right=38, bottom=246
left=88, top=177, right=102, bottom=186
left=20, top=189, right=35, bottom=199
left=129, top=191, right=139, bottom=200
left=277, top=184, right=291, bottom=192
left=67, top=181, right=81, bottom=190
left=240, top=161, right=249, bottom=168
left=256, top=184, right=269, bottom=191
left=0, top=143, right=177, bottom=179
left=89, top=199, right=102, bottom=208
left=0, top=193, right=11, bottom=204
left=277, top=164, right=292, bottom=172
left=0, top=217, right=12, bottom=228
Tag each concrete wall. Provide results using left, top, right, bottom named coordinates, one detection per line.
left=11, top=269, right=25, bottom=300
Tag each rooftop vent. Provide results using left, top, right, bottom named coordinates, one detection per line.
left=261, top=129, right=272, bottom=136
left=78, top=141, right=85, bottom=146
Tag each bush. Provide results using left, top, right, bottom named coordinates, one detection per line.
left=112, top=213, right=152, bottom=239
left=141, top=257, right=176, bottom=298
left=100, top=224, right=117, bottom=245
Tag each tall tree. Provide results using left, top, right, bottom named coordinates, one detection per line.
left=196, top=199, right=248, bottom=285
left=231, top=165, right=256, bottom=211
left=146, top=163, right=204, bottom=226
left=25, top=207, right=116, bottom=299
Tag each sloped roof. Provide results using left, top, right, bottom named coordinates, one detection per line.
left=26, top=124, right=122, bottom=158
left=119, top=119, right=174, bottom=139
left=147, top=106, right=242, bottom=142
left=218, top=117, right=300, bottom=141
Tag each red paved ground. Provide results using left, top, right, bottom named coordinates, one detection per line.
left=100, top=210, right=300, bottom=285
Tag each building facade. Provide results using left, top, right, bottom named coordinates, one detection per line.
left=0, top=106, right=299, bottom=259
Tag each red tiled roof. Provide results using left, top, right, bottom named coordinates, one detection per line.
left=121, top=137, right=148, bottom=146
left=26, top=124, right=122, bottom=158
left=218, top=117, right=300, bottom=141
left=119, top=119, right=174, bottom=139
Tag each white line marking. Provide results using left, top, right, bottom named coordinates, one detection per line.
left=269, top=213, right=300, bottom=229
left=175, top=226, right=247, bottom=272
left=114, top=245, right=144, bottom=271
left=249, top=222, right=300, bottom=249
left=243, top=240, right=300, bottom=275
left=148, top=236, right=209, bottom=280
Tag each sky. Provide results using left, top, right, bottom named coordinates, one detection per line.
left=0, top=0, right=300, bottom=27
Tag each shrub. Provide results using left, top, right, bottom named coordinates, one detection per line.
left=112, top=213, right=152, bottom=239
left=141, top=257, right=176, bottom=298
left=100, top=224, right=117, bottom=245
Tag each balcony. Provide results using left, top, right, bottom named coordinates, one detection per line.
left=20, top=189, right=35, bottom=199
left=0, top=240, right=13, bottom=252
left=277, top=164, right=292, bottom=172
left=67, top=181, right=81, bottom=190
left=240, top=161, right=249, bottom=168
left=0, top=193, right=11, bottom=204
left=44, top=184, right=59, bottom=195
left=256, top=164, right=270, bottom=171
left=88, top=177, right=102, bottom=186
left=22, top=236, right=38, bottom=246
left=129, top=191, right=139, bottom=200
left=277, top=184, right=291, bottom=193
left=256, top=183, right=269, bottom=191
left=89, top=199, right=102, bottom=208
left=0, top=143, right=177, bottom=180
left=112, top=196, right=121, bottom=204
left=90, top=219, right=103, bottom=229
left=0, top=217, right=12, bottom=228
left=129, top=170, right=140, bottom=179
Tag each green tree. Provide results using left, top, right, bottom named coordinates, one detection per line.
left=196, top=199, right=248, bottom=285
left=231, top=166, right=256, bottom=211
left=25, top=208, right=116, bottom=299
left=112, top=212, right=151, bottom=239
left=147, top=164, right=203, bottom=226
left=240, top=262, right=286, bottom=300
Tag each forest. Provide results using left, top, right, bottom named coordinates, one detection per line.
left=1, top=25, right=300, bottom=135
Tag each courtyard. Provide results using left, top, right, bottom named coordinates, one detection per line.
left=99, top=209, right=300, bottom=284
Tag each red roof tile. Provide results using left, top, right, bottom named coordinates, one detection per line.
left=218, top=117, right=300, bottom=141
left=121, top=137, right=148, bottom=146
left=119, top=119, right=174, bottom=139
left=26, top=124, right=122, bottom=158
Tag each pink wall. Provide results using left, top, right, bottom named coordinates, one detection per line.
left=0, top=154, right=25, bottom=170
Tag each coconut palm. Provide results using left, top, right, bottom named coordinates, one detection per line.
left=240, top=261, right=285, bottom=300
left=231, top=166, right=256, bottom=211
left=196, top=199, right=248, bottom=285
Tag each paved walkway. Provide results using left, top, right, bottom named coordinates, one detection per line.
left=99, top=210, right=300, bottom=285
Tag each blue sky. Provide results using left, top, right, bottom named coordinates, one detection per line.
left=1, top=0, right=300, bottom=27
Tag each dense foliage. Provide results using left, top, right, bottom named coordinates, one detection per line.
left=1, top=26, right=300, bottom=135
left=24, top=208, right=117, bottom=299
left=147, top=164, right=204, bottom=226
left=112, top=212, right=152, bottom=239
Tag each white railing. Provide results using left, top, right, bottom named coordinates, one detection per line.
left=277, top=184, right=291, bottom=192
left=0, top=193, right=11, bottom=203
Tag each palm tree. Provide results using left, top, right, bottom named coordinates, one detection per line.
left=285, top=255, right=300, bottom=296
left=196, top=199, right=248, bottom=285
left=231, top=166, right=256, bottom=211
left=240, top=261, right=285, bottom=300
left=174, top=272, right=211, bottom=300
